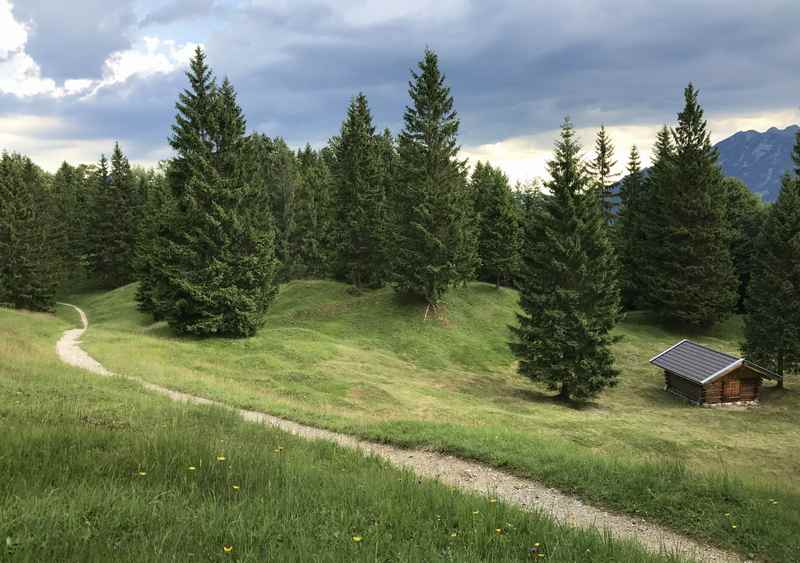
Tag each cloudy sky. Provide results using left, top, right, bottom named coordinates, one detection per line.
left=1, top=0, right=799, bottom=183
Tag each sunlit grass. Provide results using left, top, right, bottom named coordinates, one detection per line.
left=0, top=307, right=686, bottom=562
left=68, top=281, right=800, bottom=562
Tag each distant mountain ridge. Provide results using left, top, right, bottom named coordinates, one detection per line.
left=715, top=124, right=798, bottom=202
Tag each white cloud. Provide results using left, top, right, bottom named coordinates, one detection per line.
left=0, top=0, right=197, bottom=98
left=0, top=0, right=26, bottom=57
left=87, top=36, right=198, bottom=95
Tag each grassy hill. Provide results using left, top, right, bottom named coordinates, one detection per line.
left=68, top=280, right=800, bottom=562
left=0, top=306, right=687, bottom=562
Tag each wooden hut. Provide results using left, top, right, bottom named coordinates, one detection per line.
left=649, top=340, right=781, bottom=405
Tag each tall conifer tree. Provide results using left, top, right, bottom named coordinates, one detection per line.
left=586, top=125, right=618, bottom=222
left=472, top=162, right=521, bottom=288
left=148, top=51, right=279, bottom=336
left=290, top=144, right=335, bottom=278
left=392, top=48, right=476, bottom=306
left=743, top=175, right=800, bottom=388
left=0, top=153, right=62, bottom=311
left=332, top=93, right=388, bottom=289
left=723, top=177, right=767, bottom=312
left=510, top=119, right=620, bottom=401
left=616, top=146, right=647, bottom=308
left=646, top=85, right=736, bottom=326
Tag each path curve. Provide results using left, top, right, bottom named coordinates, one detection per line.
left=55, top=303, right=744, bottom=563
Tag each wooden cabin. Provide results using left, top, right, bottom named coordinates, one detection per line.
left=649, top=340, right=781, bottom=405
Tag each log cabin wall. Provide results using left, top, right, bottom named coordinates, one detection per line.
left=702, top=366, right=761, bottom=404
left=664, top=371, right=703, bottom=403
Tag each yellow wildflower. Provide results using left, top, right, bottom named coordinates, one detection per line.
left=232, top=485, right=240, bottom=491
left=223, top=544, right=233, bottom=553
left=352, top=535, right=363, bottom=543
left=137, top=471, right=147, bottom=476
left=217, top=455, right=226, bottom=462
left=188, top=466, right=196, bottom=471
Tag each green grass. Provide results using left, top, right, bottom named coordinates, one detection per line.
left=69, top=281, right=800, bottom=562
left=0, top=306, right=690, bottom=562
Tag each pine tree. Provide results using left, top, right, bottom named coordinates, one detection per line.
left=743, top=175, right=800, bottom=388
left=646, top=85, right=737, bottom=326
left=510, top=119, right=620, bottom=401
left=0, top=153, right=63, bottom=311
left=472, top=162, right=521, bottom=288
left=723, top=177, right=767, bottom=312
left=253, top=135, right=300, bottom=278
left=134, top=166, right=174, bottom=316
left=586, top=124, right=618, bottom=222
left=52, top=162, right=88, bottom=284
left=392, top=48, right=476, bottom=306
left=331, top=93, right=388, bottom=289
left=638, top=126, right=673, bottom=311
left=290, top=144, right=335, bottom=278
left=147, top=52, right=279, bottom=336
left=616, top=145, right=648, bottom=308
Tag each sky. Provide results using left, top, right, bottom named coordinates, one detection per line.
left=1, top=0, right=799, bottom=184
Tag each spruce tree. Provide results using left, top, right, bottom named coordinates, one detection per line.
left=392, top=48, right=476, bottom=306
left=723, top=177, right=767, bottom=312
left=148, top=51, right=279, bottom=336
left=253, top=135, right=300, bottom=278
left=331, top=93, right=388, bottom=289
left=616, top=145, right=648, bottom=309
left=646, top=85, right=737, bottom=326
left=472, top=162, right=521, bottom=288
left=586, top=124, right=618, bottom=222
left=290, top=144, right=335, bottom=279
left=134, top=167, right=174, bottom=316
left=0, top=153, right=63, bottom=311
left=509, top=119, right=620, bottom=401
left=743, top=175, right=800, bottom=388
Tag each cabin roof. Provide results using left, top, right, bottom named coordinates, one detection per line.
left=649, top=340, right=781, bottom=384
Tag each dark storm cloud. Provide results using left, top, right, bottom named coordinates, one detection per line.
left=4, top=0, right=800, bottom=166
left=10, top=0, right=137, bottom=81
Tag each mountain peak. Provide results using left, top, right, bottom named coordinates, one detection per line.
left=715, top=124, right=798, bottom=201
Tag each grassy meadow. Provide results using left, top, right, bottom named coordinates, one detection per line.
left=66, top=280, right=800, bottom=562
left=0, top=306, right=692, bottom=563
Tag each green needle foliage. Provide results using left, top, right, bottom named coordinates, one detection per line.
left=586, top=124, right=618, bottom=222
left=0, top=153, right=63, bottom=311
left=510, top=119, right=621, bottom=401
left=616, top=145, right=647, bottom=309
left=723, top=177, right=767, bottom=312
left=743, top=174, right=800, bottom=387
left=392, top=48, right=477, bottom=306
left=144, top=48, right=279, bottom=337
left=472, top=161, right=521, bottom=288
left=331, top=93, right=389, bottom=289
left=644, top=85, right=737, bottom=326
left=290, top=144, right=335, bottom=279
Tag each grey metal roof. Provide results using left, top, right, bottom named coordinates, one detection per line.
left=649, top=340, right=741, bottom=384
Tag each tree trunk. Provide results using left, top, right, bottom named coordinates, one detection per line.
left=777, top=355, right=785, bottom=389
left=496, top=274, right=501, bottom=290
left=557, top=383, right=571, bottom=401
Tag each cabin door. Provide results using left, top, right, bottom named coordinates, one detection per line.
left=723, top=378, right=741, bottom=402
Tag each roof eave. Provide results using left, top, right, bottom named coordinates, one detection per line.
left=743, top=360, right=783, bottom=381
left=699, top=359, right=744, bottom=385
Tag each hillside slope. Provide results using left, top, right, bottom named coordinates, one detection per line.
left=69, top=280, right=800, bottom=562
left=2, top=305, right=687, bottom=563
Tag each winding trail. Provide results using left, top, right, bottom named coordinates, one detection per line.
left=55, top=302, right=744, bottom=563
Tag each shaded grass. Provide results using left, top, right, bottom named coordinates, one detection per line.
left=70, top=281, right=800, bottom=562
left=0, top=307, right=688, bottom=563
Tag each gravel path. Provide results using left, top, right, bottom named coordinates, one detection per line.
left=55, top=302, right=745, bottom=563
